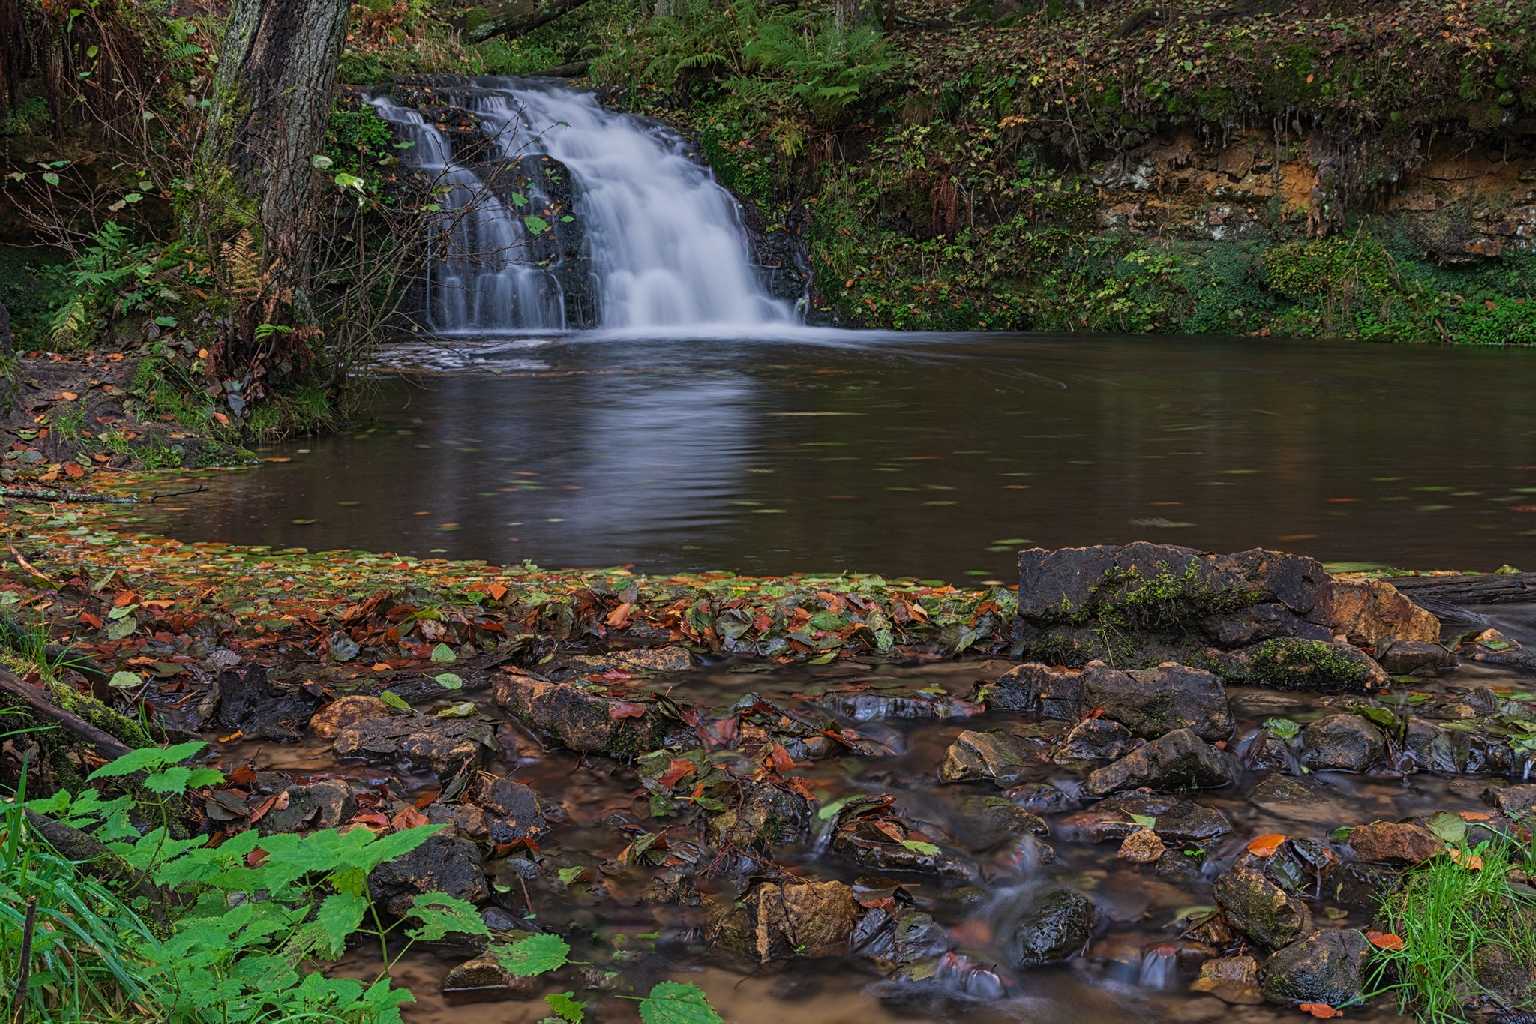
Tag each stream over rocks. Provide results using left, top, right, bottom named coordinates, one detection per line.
left=198, top=542, right=1536, bottom=1023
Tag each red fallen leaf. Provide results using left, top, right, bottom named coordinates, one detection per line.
left=1086, top=706, right=1106, bottom=719
left=1299, top=1004, right=1342, bottom=1019
left=1365, top=930, right=1405, bottom=951
left=872, top=819, right=906, bottom=843
left=656, top=758, right=696, bottom=788
left=229, top=765, right=257, bottom=786
left=605, top=602, right=635, bottom=628
left=113, top=590, right=136, bottom=607
left=766, top=743, right=795, bottom=774
left=246, top=848, right=269, bottom=868
left=391, top=806, right=429, bottom=830
left=350, top=812, right=392, bottom=829
left=1247, top=833, right=1287, bottom=857
left=487, top=582, right=508, bottom=601
left=413, top=788, right=440, bottom=809
left=786, top=776, right=816, bottom=801
left=609, top=700, right=648, bottom=720
left=63, top=462, right=84, bottom=479
left=753, top=613, right=773, bottom=633
left=79, top=610, right=103, bottom=629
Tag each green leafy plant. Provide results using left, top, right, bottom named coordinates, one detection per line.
left=45, top=222, right=183, bottom=350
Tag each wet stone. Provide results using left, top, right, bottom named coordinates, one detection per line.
left=567, top=644, right=692, bottom=674
left=308, top=695, right=389, bottom=738
left=817, top=690, right=981, bottom=722
left=368, top=834, right=489, bottom=917
left=332, top=712, right=494, bottom=776
left=1081, top=662, right=1234, bottom=741
left=713, top=779, right=814, bottom=851
left=982, top=662, right=1085, bottom=717
left=1259, top=928, right=1369, bottom=1007
left=1345, top=820, right=1443, bottom=865
left=945, top=795, right=1049, bottom=852
left=851, top=905, right=950, bottom=967
left=1322, top=578, right=1442, bottom=649
left=1058, top=793, right=1232, bottom=844
left=1488, top=784, right=1536, bottom=819
left=1003, top=885, right=1098, bottom=967
left=1085, top=728, right=1242, bottom=796
left=475, top=776, right=549, bottom=846
left=1214, top=866, right=1312, bottom=949
left=1299, top=714, right=1386, bottom=773
left=1241, top=638, right=1389, bottom=694
left=257, top=779, right=355, bottom=834
left=1117, top=828, right=1165, bottom=864
left=1051, top=717, right=1135, bottom=765
left=1005, top=781, right=1082, bottom=815
left=1190, top=954, right=1263, bottom=1005
left=939, top=729, right=1043, bottom=785
left=204, top=665, right=320, bottom=741
left=493, top=674, right=661, bottom=757
left=442, top=953, right=536, bottom=996
left=1378, top=639, right=1457, bottom=676
left=709, top=880, right=859, bottom=962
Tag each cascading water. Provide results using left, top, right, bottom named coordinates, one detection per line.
left=372, top=78, right=792, bottom=333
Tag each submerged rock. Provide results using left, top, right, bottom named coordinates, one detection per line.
left=1259, top=929, right=1369, bottom=1007
left=1005, top=781, right=1082, bottom=815
left=940, top=729, right=1043, bottom=785
left=369, top=834, right=489, bottom=917
left=982, top=662, right=1085, bottom=717
left=1086, top=729, right=1242, bottom=795
left=1298, top=714, right=1386, bottom=773
left=713, top=779, right=814, bottom=851
left=1214, top=867, right=1312, bottom=949
left=442, top=952, right=536, bottom=997
left=945, top=795, right=1049, bottom=852
left=1003, top=885, right=1097, bottom=967
left=818, top=690, right=982, bottom=722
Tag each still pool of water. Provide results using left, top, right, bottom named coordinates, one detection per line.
left=127, top=331, right=1536, bottom=580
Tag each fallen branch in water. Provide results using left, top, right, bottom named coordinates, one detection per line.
left=0, top=484, right=206, bottom=505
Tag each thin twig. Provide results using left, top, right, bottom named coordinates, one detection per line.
left=7, top=546, right=56, bottom=587
left=10, top=898, right=37, bottom=1024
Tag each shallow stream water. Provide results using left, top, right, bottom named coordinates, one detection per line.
left=125, top=331, right=1536, bottom=582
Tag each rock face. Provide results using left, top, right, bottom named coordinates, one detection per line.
left=708, top=881, right=859, bottom=962
left=1299, top=715, right=1386, bottom=773
left=1215, top=867, right=1312, bottom=948
left=1259, top=929, right=1369, bottom=1006
left=1345, top=821, right=1443, bottom=865
left=1086, top=728, right=1243, bottom=795
left=1003, top=886, right=1097, bottom=967
left=1083, top=663, right=1234, bottom=741
left=369, top=834, right=489, bottom=916
left=1012, top=544, right=1437, bottom=677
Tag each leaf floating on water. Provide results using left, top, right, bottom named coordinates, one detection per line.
left=640, top=981, right=724, bottom=1024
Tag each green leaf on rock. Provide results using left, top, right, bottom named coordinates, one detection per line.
left=433, top=672, right=464, bottom=690
left=546, top=991, right=585, bottom=1023
left=406, top=891, right=492, bottom=942
left=899, top=839, right=941, bottom=856
left=107, top=670, right=143, bottom=689
left=639, top=981, right=723, bottom=1024
left=1263, top=717, right=1300, bottom=740
left=430, top=643, right=457, bottom=664
left=492, top=933, right=569, bottom=977
left=379, top=690, right=411, bottom=712
left=1426, top=811, right=1467, bottom=846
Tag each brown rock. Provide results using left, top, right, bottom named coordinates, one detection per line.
left=1346, top=821, right=1444, bottom=865
left=1322, top=579, right=1440, bottom=649
left=940, top=729, right=1040, bottom=784
left=709, top=880, right=859, bottom=962
left=492, top=674, right=657, bottom=757
left=1117, top=828, right=1166, bottom=864
left=442, top=953, right=536, bottom=995
left=1191, top=954, right=1263, bottom=1005
left=308, top=695, right=388, bottom=738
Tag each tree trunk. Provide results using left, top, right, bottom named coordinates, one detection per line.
left=196, top=0, right=350, bottom=396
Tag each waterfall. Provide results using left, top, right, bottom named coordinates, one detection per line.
left=371, top=78, right=792, bottom=333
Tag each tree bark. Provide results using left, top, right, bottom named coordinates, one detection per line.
left=197, top=0, right=350, bottom=394
left=467, top=0, right=594, bottom=43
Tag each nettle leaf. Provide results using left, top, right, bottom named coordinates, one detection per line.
left=899, top=839, right=940, bottom=856
left=546, top=991, right=585, bottom=1023
left=143, top=764, right=225, bottom=794
left=355, top=823, right=444, bottom=873
left=108, top=670, right=143, bottom=689
left=639, top=981, right=723, bottom=1024
left=491, top=933, right=570, bottom=977
left=406, top=891, right=492, bottom=942
left=523, top=215, right=550, bottom=236
left=89, top=740, right=207, bottom=780
left=430, top=643, right=457, bottom=664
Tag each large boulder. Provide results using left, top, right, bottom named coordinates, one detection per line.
left=1086, top=728, right=1242, bottom=796
left=1259, top=929, right=1369, bottom=1006
left=1003, top=886, right=1097, bottom=967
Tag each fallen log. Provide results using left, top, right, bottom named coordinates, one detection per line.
left=1388, top=572, right=1536, bottom=608
left=0, top=669, right=133, bottom=760
left=466, top=0, right=593, bottom=43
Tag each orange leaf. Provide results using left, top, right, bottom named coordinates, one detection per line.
left=609, top=700, right=648, bottom=720
left=487, top=582, right=508, bottom=601
left=391, top=806, right=429, bottom=830
left=1458, top=810, right=1493, bottom=822
left=656, top=758, right=695, bottom=788
left=63, top=462, right=84, bottom=479
left=79, top=610, right=103, bottom=629
left=1449, top=848, right=1484, bottom=871
left=766, top=743, right=795, bottom=774
left=1299, top=1004, right=1341, bottom=1019
left=1247, top=833, right=1287, bottom=858
left=605, top=602, right=635, bottom=628
left=1365, top=930, right=1405, bottom=951
left=113, top=590, right=136, bottom=607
